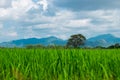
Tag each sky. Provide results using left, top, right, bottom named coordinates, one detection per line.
left=0, top=0, right=120, bottom=42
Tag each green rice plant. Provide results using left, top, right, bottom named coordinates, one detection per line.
left=0, top=48, right=120, bottom=80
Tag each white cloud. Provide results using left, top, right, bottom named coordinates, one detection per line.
left=0, top=24, right=3, bottom=29
left=23, top=10, right=120, bottom=39
left=0, top=0, right=120, bottom=42
left=37, top=0, right=48, bottom=11
left=0, top=0, right=12, bottom=8
left=66, top=19, right=92, bottom=27
left=7, top=32, right=18, bottom=37
left=12, top=0, right=34, bottom=11
left=0, top=0, right=48, bottom=21
left=0, top=0, right=32, bottom=20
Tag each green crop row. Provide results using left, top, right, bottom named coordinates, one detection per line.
left=0, top=48, right=120, bottom=80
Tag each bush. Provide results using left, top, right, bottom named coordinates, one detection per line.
left=26, top=44, right=45, bottom=49
left=107, top=43, right=120, bottom=49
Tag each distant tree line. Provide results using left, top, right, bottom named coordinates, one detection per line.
left=0, top=47, right=4, bottom=49
left=92, top=43, right=120, bottom=49
left=25, top=34, right=120, bottom=49
left=26, top=34, right=86, bottom=49
left=0, top=34, right=120, bottom=49
left=25, top=43, right=120, bottom=49
left=26, top=44, right=66, bottom=49
left=107, top=43, right=120, bottom=49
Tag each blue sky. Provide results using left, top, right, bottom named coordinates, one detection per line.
left=0, top=0, right=120, bottom=42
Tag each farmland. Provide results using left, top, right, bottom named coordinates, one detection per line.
left=0, top=48, right=120, bottom=80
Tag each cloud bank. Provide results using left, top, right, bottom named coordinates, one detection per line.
left=0, top=0, right=120, bottom=42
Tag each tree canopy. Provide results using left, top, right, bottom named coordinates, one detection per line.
left=67, top=34, right=86, bottom=48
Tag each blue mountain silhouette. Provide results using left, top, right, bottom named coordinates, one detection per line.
left=0, top=34, right=120, bottom=47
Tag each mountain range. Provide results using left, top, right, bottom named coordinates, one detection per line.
left=86, top=34, right=120, bottom=47
left=0, top=36, right=67, bottom=47
left=0, top=34, right=120, bottom=47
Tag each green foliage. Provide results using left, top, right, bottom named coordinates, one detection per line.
left=26, top=44, right=65, bottom=49
left=26, top=44, right=45, bottom=49
left=95, top=46, right=106, bottom=49
left=108, top=43, right=120, bottom=49
left=46, top=45, right=65, bottom=49
left=0, top=49, right=120, bottom=80
left=67, top=34, right=86, bottom=48
left=0, top=47, right=4, bottom=49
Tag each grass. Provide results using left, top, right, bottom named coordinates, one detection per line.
left=0, top=48, right=120, bottom=80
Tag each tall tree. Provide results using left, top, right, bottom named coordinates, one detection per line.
left=67, top=34, right=86, bottom=48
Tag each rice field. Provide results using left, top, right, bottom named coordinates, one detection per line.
left=0, top=48, right=120, bottom=80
